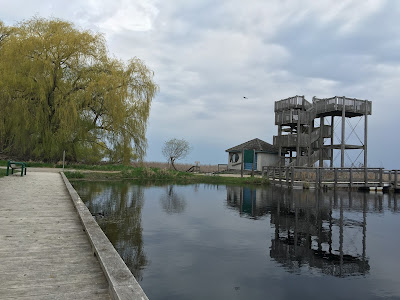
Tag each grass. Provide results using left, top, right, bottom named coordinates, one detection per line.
left=64, top=166, right=269, bottom=186
left=60, top=161, right=222, bottom=173
left=0, top=159, right=223, bottom=173
left=64, top=171, right=85, bottom=179
left=0, top=168, right=6, bottom=178
left=1, top=158, right=268, bottom=186
left=192, top=175, right=269, bottom=185
left=64, top=167, right=191, bottom=181
left=0, top=160, right=56, bottom=168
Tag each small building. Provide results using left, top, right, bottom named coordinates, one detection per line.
left=225, top=138, right=279, bottom=171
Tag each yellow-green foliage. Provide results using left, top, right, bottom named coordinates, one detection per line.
left=0, top=17, right=158, bottom=163
left=142, top=167, right=156, bottom=177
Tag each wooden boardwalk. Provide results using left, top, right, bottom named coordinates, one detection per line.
left=0, top=172, right=111, bottom=299
left=262, top=166, right=400, bottom=191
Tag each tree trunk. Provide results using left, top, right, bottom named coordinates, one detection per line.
left=170, top=158, right=177, bottom=170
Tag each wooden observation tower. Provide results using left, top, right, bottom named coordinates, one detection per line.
left=273, top=96, right=372, bottom=168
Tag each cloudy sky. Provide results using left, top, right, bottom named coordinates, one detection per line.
left=1, top=0, right=399, bottom=168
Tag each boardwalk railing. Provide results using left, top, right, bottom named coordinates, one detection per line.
left=187, top=165, right=200, bottom=172
left=217, top=164, right=228, bottom=172
left=262, top=166, right=399, bottom=190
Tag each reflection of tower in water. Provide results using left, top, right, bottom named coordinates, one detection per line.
left=270, top=189, right=369, bottom=277
left=226, top=186, right=371, bottom=277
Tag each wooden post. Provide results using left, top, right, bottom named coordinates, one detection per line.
left=333, top=168, right=337, bottom=190
left=319, top=116, right=324, bottom=167
left=308, top=118, right=312, bottom=167
left=364, top=167, right=368, bottom=186
left=364, top=100, right=369, bottom=182
left=241, top=148, right=244, bottom=178
left=341, top=97, right=346, bottom=168
left=291, top=167, right=294, bottom=189
left=290, top=150, right=293, bottom=165
left=278, top=125, right=282, bottom=167
left=251, top=149, right=255, bottom=177
left=395, top=170, right=398, bottom=188
left=362, top=193, right=367, bottom=264
left=318, top=168, right=322, bottom=189
left=297, top=113, right=301, bottom=166
left=279, top=166, right=282, bottom=186
left=286, top=167, right=289, bottom=186
left=272, top=166, right=275, bottom=183
left=315, top=168, right=319, bottom=189
left=349, top=168, right=353, bottom=189
left=339, top=195, right=344, bottom=276
left=330, top=116, right=334, bottom=167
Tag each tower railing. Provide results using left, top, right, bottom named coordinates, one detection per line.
left=274, top=95, right=312, bottom=112
left=313, top=97, right=372, bottom=115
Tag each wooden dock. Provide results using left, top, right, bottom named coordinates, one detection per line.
left=262, top=166, right=400, bottom=191
left=0, top=171, right=111, bottom=299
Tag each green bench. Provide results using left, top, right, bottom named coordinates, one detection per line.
left=6, top=160, right=27, bottom=176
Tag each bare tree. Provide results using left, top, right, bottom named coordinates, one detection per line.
left=162, top=138, right=191, bottom=170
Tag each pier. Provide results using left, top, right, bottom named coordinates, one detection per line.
left=0, top=171, right=147, bottom=299
left=262, top=166, right=400, bottom=191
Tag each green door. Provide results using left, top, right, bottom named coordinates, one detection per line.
left=244, top=150, right=257, bottom=170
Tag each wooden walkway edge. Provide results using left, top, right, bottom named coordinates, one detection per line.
left=60, top=173, right=149, bottom=300
left=0, top=171, right=148, bottom=300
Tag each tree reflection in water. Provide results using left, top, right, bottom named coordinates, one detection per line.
left=226, top=186, right=381, bottom=277
left=74, top=181, right=148, bottom=281
left=159, top=185, right=186, bottom=214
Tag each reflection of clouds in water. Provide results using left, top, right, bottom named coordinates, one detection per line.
left=75, top=182, right=400, bottom=299
left=160, top=185, right=187, bottom=214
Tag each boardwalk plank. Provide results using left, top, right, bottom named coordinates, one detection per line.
left=0, top=172, right=111, bottom=299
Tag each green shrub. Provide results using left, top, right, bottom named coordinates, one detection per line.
left=64, top=171, right=85, bottom=179
left=156, top=168, right=173, bottom=178
left=142, top=167, right=156, bottom=178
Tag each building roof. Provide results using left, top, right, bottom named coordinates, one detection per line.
left=225, top=138, right=278, bottom=154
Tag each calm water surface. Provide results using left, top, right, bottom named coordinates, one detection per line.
left=73, top=181, right=400, bottom=300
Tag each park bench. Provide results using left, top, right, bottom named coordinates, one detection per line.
left=6, top=160, right=27, bottom=176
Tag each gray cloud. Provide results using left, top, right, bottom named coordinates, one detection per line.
left=1, top=0, right=399, bottom=168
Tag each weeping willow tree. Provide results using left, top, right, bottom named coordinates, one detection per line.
left=0, top=18, right=158, bottom=163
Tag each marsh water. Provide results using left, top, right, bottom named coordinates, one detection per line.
left=73, top=181, right=400, bottom=300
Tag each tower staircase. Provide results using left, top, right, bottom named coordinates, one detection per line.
left=273, top=95, right=371, bottom=167
left=273, top=96, right=331, bottom=167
